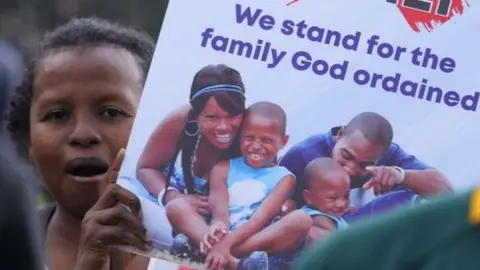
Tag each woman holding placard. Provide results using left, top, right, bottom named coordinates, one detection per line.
left=6, top=17, right=156, bottom=270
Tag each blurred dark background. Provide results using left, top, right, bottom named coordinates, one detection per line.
left=0, top=0, right=168, bottom=205
left=0, top=0, right=167, bottom=58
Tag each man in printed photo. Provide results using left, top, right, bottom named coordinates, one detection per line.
left=279, top=112, right=452, bottom=223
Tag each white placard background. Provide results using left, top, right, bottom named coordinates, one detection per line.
left=120, top=0, right=480, bottom=190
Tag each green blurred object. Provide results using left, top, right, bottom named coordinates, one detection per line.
left=294, top=190, right=480, bottom=270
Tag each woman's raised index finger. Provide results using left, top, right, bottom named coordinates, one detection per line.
left=94, top=184, right=142, bottom=216
left=109, top=148, right=126, bottom=184
left=99, top=148, right=126, bottom=197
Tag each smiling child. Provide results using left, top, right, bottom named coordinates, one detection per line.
left=302, top=157, right=350, bottom=245
left=166, top=101, right=312, bottom=270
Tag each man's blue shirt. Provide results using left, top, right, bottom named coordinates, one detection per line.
left=279, top=127, right=432, bottom=205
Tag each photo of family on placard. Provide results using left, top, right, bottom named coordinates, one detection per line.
left=117, top=64, right=452, bottom=270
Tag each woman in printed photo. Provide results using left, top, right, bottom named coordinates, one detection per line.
left=132, top=64, right=246, bottom=243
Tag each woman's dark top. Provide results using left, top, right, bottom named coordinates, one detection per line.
left=38, top=204, right=55, bottom=242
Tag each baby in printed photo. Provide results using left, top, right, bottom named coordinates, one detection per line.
left=165, top=101, right=312, bottom=270
left=301, top=157, right=352, bottom=246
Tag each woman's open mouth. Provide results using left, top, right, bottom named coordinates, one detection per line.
left=64, top=157, right=109, bottom=182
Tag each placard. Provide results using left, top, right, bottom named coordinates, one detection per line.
left=118, top=1, right=476, bottom=269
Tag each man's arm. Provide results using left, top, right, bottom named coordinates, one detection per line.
left=402, top=170, right=452, bottom=196
left=386, top=143, right=452, bottom=196
left=208, top=161, right=231, bottom=228
left=306, top=215, right=336, bottom=246
left=224, top=174, right=296, bottom=247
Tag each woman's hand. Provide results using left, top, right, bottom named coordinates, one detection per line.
left=185, top=194, right=211, bottom=216
left=166, top=191, right=211, bottom=217
left=75, top=149, right=150, bottom=270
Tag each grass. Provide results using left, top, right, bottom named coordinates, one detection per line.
left=119, top=246, right=206, bottom=269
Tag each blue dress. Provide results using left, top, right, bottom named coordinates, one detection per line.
left=302, top=206, right=349, bottom=229
left=226, top=157, right=294, bottom=231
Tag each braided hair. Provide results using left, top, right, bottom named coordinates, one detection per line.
left=163, top=64, right=246, bottom=199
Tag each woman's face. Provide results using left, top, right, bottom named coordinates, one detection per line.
left=196, top=96, right=243, bottom=150
left=29, top=46, right=143, bottom=218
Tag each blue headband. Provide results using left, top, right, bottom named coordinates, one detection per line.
left=190, top=84, right=244, bottom=102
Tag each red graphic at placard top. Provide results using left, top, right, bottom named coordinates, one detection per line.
left=397, top=0, right=469, bottom=32
left=285, top=0, right=470, bottom=33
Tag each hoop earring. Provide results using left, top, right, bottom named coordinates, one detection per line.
left=185, top=120, right=200, bottom=137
